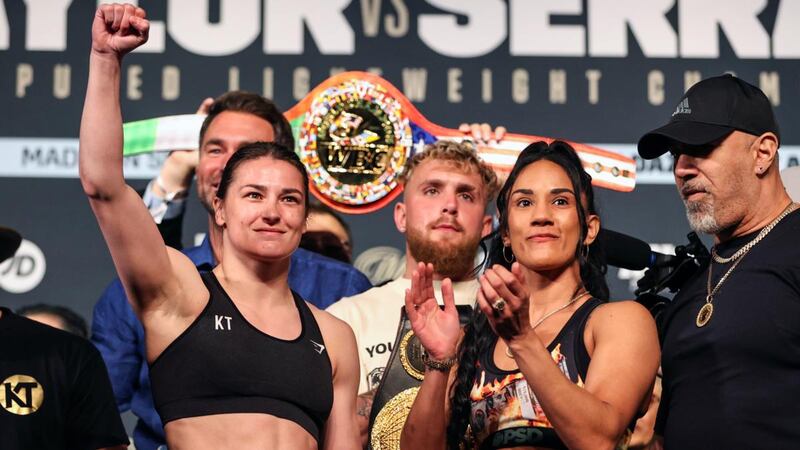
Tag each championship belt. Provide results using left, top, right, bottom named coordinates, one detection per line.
left=122, top=71, right=636, bottom=214
left=368, top=305, right=474, bottom=450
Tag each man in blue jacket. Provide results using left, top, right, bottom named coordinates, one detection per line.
left=91, top=92, right=371, bottom=450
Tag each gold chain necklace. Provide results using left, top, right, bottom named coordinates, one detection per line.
left=697, top=202, right=798, bottom=327
left=712, top=202, right=799, bottom=264
left=505, top=288, right=590, bottom=358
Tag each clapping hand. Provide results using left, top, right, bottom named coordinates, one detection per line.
left=92, top=3, right=149, bottom=58
left=476, top=263, right=531, bottom=341
left=404, top=262, right=461, bottom=360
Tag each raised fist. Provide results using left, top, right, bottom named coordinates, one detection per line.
left=92, top=3, right=149, bottom=58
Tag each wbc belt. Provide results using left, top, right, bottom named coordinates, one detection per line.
left=122, top=71, right=636, bottom=214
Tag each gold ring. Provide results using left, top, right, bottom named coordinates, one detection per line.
left=492, top=299, right=506, bottom=311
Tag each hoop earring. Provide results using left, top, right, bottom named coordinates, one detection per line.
left=503, top=246, right=515, bottom=264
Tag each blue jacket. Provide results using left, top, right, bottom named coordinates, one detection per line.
left=91, top=237, right=371, bottom=450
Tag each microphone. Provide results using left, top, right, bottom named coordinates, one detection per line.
left=597, top=229, right=709, bottom=314
left=597, top=228, right=674, bottom=270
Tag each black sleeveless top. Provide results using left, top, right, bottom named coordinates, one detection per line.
left=469, top=298, right=633, bottom=450
left=149, top=271, right=334, bottom=441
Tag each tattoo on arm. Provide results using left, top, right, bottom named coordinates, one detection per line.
left=357, top=389, right=377, bottom=417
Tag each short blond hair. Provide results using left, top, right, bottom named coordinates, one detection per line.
left=399, top=140, right=500, bottom=202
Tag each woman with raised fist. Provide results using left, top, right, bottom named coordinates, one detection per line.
left=79, top=4, right=360, bottom=449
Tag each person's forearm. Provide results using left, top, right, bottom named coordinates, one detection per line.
left=356, top=389, right=375, bottom=447
left=153, top=152, right=196, bottom=197
left=509, top=336, right=624, bottom=450
left=400, top=369, right=450, bottom=450
left=80, top=51, right=124, bottom=198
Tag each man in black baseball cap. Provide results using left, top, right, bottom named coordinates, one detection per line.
left=639, top=74, right=780, bottom=159
left=638, top=75, right=800, bottom=450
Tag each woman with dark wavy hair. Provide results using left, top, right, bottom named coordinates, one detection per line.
left=401, top=141, right=660, bottom=450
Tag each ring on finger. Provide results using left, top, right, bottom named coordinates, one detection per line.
left=492, top=299, right=506, bottom=311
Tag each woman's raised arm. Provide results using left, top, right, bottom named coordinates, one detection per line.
left=79, top=4, right=200, bottom=322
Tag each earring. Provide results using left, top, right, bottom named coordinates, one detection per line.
left=502, top=246, right=515, bottom=264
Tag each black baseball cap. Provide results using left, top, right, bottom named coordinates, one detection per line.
left=0, top=226, right=22, bottom=263
left=638, top=74, right=780, bottom=159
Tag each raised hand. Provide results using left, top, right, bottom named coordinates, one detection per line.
left=403, top=262, right=461, bottom=360
left=476, top=262, right=531, bottom=341
left=161, top=97, right=215, bottom=180
left=92, top=3, right=149, bottom=58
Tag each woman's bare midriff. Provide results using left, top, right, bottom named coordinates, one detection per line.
left=164, top=413, right=317, bottom=450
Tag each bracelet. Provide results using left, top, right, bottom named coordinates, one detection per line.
left=422, top=351, right=456, bottom=372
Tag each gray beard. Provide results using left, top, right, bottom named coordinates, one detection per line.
left=685, top=199, right=721, bottom=234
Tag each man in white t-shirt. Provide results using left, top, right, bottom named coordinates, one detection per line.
left=327, top=139, right=500, bottom=442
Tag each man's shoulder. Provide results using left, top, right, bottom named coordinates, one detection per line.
left=290, top=248, right=372, bottom=296
left=292, top=247, right=365, bottom=275
left=328, top=278, right=409, bottom=316
left=5, top=313, right=99, bottom=364
left=288, top=249, right=372, bottom=307
left=772, top=210, right=800, bottom=256
left=341, top=277, right=409, bottom=303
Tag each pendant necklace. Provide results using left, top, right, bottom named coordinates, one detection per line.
left=697, top=202, right=798, bottom=327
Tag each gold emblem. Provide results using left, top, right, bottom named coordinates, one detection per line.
left=298, top=78, right=412, bottom=213
left=696, top=302, right=714, bottom=327
left=321, top=109, right=390, bottom=177
left=370, top=387, right=420, bottom=450
left=398, top=330, right=425, bottom=381
left=1, top=374, right=44, bottom=415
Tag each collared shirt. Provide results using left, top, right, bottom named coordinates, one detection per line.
left=91, top=237, right=371, bottom=450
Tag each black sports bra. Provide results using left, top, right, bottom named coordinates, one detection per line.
left=149, top=271, right=334, bottom=441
